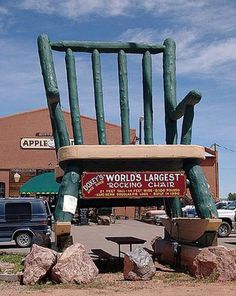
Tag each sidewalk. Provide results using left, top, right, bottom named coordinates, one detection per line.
left=71, top=219, right=164, bottom=257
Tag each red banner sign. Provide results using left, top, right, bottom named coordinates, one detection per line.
left=82, top=171, right=186, bottom=199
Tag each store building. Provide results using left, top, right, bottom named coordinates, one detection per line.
left=0, top=108, right=219, bottom=218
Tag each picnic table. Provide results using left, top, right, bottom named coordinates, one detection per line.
left=105, top=236, right=146, bottom=259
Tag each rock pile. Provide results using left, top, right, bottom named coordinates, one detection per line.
left=192, top=246, right=236, bottom=281
left=152, top=237, right=236, bottom=281
left=22, top=243, right=98, bottom=285
left=51, top=244, right=99, bottom=284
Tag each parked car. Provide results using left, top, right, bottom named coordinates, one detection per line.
left=88, top=207, right=116, bottom=224
left=217, top=200, right=236, bottom=237
left=182, top=205, right=197, bottom=218
left=182, top=202, right=236, bottom=237
left=215, top=200, right=232, bottom=209
left=218, top=200, right=236, bottom=210
left=0, top=198, right=51, bottom=247
left=141, top=209, right=167, bottom=225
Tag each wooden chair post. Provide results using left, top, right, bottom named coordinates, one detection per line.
left=162, top=38, right=182, bottom=217
left=142, top=51, right=154, bottom=144
left=65, top=49, right=84, bottom=145
left=118, top=50, right=130, bottom=144
left=92, top=49, right=107, bottom=145
left=38, top=34, right=80, bottom=222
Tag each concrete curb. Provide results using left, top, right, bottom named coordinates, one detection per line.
left=0, top=273, right=20, bottom=282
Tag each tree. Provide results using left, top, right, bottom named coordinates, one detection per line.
left=228, top=193, right=236, bottom=200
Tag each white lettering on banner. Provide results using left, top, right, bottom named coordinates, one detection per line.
left=105, top=173, right=142, bottom=182
left=107, top=182, right=143, bottom=189
left=148, top=182, right=175, bottom=188
left=63, top=195, right=78, bottom=214
left=20, top=138, right=74, bottom=149
left=82, top=174, right=104, bottom=192
left=82, top=171, right=186, bottom=198
left=144, top=173, right=180, bottom=182
left=82, top=172, right=183, bottom=192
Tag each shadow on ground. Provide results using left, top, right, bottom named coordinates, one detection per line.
left=93, top=257, right=123, bottom=273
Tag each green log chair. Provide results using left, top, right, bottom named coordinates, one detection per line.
left=38, top=35, right=218, bottom=222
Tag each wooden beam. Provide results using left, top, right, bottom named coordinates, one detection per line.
left=51, top=41, right=165, bottom=54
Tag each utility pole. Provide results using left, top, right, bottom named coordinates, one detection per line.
left=139, top=116, right=144, bottom=145
left=214, top=143, right=220, bottom=200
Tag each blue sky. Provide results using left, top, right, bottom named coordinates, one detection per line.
left=0, top=0, right=235, bottom=198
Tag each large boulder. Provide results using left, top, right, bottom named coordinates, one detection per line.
left=51, top=243, right=98, bottom=284
left=22, top=244, right=58, bottom=285
left=123, top=247, right=156, bottom=281
left=192, top=246, right=236, bottom=281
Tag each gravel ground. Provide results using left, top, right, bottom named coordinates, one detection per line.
left=0, top=268, right=236, bottom=296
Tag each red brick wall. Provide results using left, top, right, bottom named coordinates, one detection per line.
left=200, top=149, right=218, bottom=200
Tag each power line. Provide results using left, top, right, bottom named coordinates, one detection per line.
left=210, top=143, right=236, bottom=153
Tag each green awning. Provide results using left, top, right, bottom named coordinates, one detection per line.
left=20, top=172, right=59, bottom=194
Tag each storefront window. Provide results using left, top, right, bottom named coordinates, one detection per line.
left=0, top=182, right=5, bottom=198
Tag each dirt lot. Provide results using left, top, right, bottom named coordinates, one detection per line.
left=1, top=269, right=236, bottom=296
left=1, top=220, right=236, bottom=295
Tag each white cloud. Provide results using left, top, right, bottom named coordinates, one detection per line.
left=178, top=38, right=236, bottom=76
left=17, top=0, right=236, bottom=34
left=18, top=0, right=211, bottom=18
left=0, top=5, right=15, bottom=34
left=141, top=0, right=205, bottom=13
left=117, top=27, right=236, bottom=82
left=0, top=6, right=8, bottom=15
left=118, top=28, right=157, bottom=43
left=18, top=0, right=56, bottom=14
left=19, top=0, right=133, bottom=18
left=179, top=2, right=236, bottom=36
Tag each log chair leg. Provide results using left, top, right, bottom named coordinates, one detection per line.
left=184, top=160, right=218, bottom=219
left=54, top=163, right=80, bottom=222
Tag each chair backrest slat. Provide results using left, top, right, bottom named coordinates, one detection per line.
left=65, top=48, right=83, bottom=145
left=118, top=50, right=130, bottom=145
left=163, top=38, right=177, bottom=144
left=142, top=51, right=154, bottom=144
left=92, top=49, right=107, bottom=145
left=51, top=41, right=165, bottom=54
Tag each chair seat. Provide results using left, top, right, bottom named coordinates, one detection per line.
left=160, top=217, right=222, bottom=243
left=58, top=144, right=205, bottom=164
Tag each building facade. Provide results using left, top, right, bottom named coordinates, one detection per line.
left=0, top=108, right=219, bottom=218
left=0, top=108, right=136, bottom=197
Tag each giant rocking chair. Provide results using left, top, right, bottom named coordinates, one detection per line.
left=38, top=35, right=220, bottom=245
